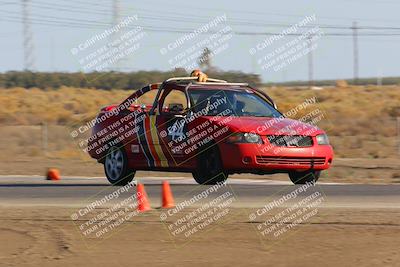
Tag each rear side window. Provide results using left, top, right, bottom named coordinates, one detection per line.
left=136, top=90, right=158, bottom=106
left=129, top=89, right=158, bottom=113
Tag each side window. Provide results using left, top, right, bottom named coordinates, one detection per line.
left=130, top=89, right=158, bottom=113
left=236, top=93, right=259, bottom=113
left=162, top=89, right=188, bottom=114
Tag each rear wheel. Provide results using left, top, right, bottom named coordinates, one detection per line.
left=104, top=146, right=135, bottom=186
left=192, top=144, right=228, bottom=185
left=289, top=170, right=320, bottom=185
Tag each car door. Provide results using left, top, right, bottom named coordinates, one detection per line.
left=154, top=88, right=197, bottom=169
left=120, top=88, right=160, bottom=169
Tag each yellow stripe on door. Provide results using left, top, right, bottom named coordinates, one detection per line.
left=149, top=115, right=169, bottom=167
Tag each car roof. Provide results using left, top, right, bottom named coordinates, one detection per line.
left=186, top=84, right=248, bottom=91
left=163, top=80, right=249, bottom=91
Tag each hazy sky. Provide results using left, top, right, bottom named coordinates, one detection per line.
left=1, top=0, right=399, bottom=82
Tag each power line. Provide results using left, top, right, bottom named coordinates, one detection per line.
left=0, top=0, right=397, bottom=81
left=31, top=0, right=112, bottom=15
left=3, top=1, right=400, bottom=32
left=3, top=6, right=400, bottom=37
left=0, top=9, right=110, bottom=27
left=5, top=12, right=400, bottom=38
left=130, top=0, right=400, bottom=25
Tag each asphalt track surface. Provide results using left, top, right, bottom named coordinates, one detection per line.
left=0, top=176, right=399, bottom=209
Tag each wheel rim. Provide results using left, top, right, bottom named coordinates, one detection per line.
left=105, top=147, right=124, bottom=181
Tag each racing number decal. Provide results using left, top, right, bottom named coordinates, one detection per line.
left=168, top=119, right=186, bottom=142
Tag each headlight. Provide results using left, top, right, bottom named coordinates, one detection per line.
left=226, top=133, right=262, bottom=144
left=316, top=134, right=329, bottom=145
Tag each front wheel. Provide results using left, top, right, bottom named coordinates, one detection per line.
left=289, top=170, right=320, bottom=185
left=104, top=146, right=136, bottom=186
left=192, top=144, right=228, bottom=185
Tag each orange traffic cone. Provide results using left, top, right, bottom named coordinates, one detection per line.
left=137, top=183, right=151, bottom=212
left=161, top=181, right=175, bottom=208
left=46, top=168, right=60, bottom=181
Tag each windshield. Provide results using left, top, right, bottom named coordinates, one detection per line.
left=188, top=89, right=281, bottom=117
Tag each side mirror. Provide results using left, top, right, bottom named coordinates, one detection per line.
left=168, top=103, right=184, bottom=114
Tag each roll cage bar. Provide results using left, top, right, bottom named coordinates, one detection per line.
left=148, top=76, right=278, bottom=115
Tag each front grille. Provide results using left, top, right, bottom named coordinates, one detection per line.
left=256, top=156, right=326, bottom=166
left=267, top=135, right=313, bottom=147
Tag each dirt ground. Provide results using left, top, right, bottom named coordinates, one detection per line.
left=0, top=207, right=399, bottom=267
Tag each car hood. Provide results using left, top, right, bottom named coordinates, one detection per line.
left=208, top=116, right=324, bottom=136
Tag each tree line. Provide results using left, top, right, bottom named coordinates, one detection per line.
left=0, top=70, right=261, bottom=90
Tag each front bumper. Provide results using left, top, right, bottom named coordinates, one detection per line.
left=219, top=141, right=334, bottom=172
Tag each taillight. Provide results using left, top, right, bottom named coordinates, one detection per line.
left=103, top=105, right=117, bottom=111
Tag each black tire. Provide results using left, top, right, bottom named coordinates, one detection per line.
left=104, top=146, right=136, bottom=186
left=192, top=144, right=228, bottom=185
left=289, top=170, right=321, bottom=185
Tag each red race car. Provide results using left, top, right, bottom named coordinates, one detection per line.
left=87, top=74, right=333, bottom=185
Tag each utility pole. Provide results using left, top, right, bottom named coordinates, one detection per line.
left=112, top=0, right=121, bottom=39
left=50, top=36, right=55, bottom=71
left=22, top=0, right=35, bottom=71
left=307, top=35, right=313, bottom=88
left=352, top=21, right=359, bottom=84
left=251, top=36, right=257, bottom=74
left=111, top=0, right=122, bottom=71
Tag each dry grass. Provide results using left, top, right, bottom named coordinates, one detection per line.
left=267, top=85, right=399, bottom=135
left=264, top=85, right=399, bottom=158
left=0, top=85, right=398, bottom=160
left=0, top=87, right=132, bottom=125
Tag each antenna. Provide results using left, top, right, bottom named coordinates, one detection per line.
left=22, top=0, right=35, bottom=71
